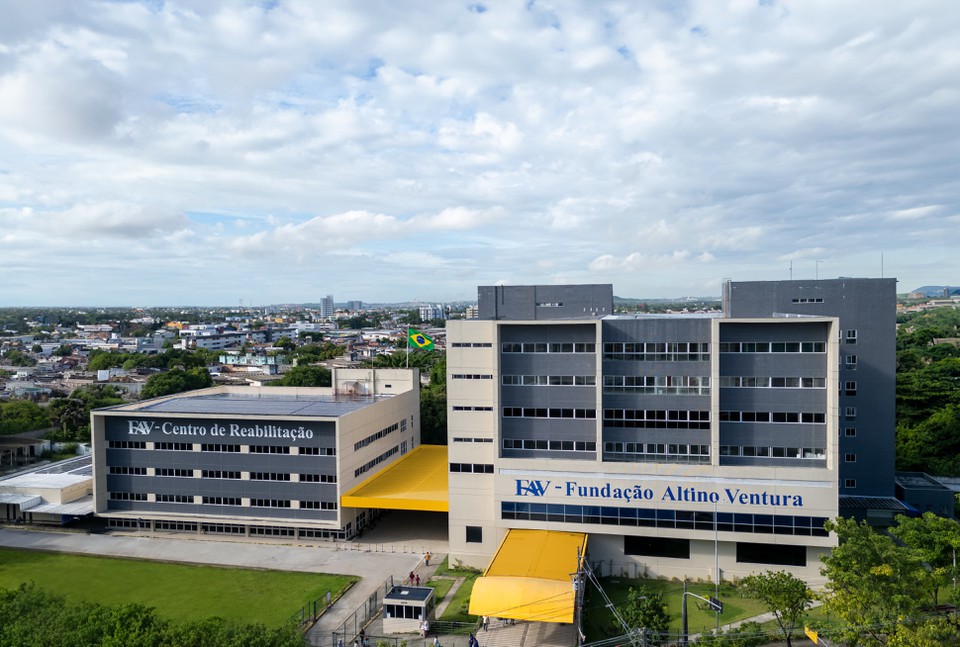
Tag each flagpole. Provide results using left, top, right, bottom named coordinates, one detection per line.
left=406, top=327, right=410, bottom=368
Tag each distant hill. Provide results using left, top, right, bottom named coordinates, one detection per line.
left=910, top=285, right=960, bottom=298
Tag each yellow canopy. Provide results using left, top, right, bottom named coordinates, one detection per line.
left=340, top=444, right=448, bottom=512
left=468, top=529, right=587, bottom=624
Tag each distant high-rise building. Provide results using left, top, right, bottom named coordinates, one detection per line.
left=348, top=300, right=363, bottom=312
left=320, top=295, right=334, bottom=319
left=419, top=304, right=445, bottom=322
left=465, top=305, right=479, bottom=319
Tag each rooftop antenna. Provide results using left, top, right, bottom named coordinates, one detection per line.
left=881, top=252, right=884, bottom=278
left=815, top=260, right=822, bottom=280
left=789, top=261, right=793, bottom=280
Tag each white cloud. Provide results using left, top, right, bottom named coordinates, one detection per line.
left=0, top=0, right=957, bottom=304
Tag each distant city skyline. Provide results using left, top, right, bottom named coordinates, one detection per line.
left=1, top=2, right=958, bottom=306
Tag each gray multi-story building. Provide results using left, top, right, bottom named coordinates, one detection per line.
left=447, top=281, right=896, bottom=582
left=91, top=368, right=419, bottom=540
left=320, top=295, right=335, bottom=319
left=723, top=278, right=897, bottom=502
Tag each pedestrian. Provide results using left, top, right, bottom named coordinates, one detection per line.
left=482, top=616, right=488, bottom=631
left=468, top=632, right=476, bottom=647
left=409, top=570, right=415, bottom=583
left=425, top=551, right=431, bottom=566
left=415, top=573, right=420, bottom=586
left=433, top=637, right=440, bottom=647
left=420, top=619, right=427, bottom=638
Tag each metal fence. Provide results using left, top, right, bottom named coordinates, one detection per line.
left=328, top=576, right=396, bottom=647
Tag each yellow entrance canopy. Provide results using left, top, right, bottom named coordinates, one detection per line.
left=468, top=529, right=587, bottom=624
left=340, top=444, right=448, bottom=512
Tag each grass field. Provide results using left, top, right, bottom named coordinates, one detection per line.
left=585, top=578, right=770, bottom=640
left=0, top=548, right=356, bottom=626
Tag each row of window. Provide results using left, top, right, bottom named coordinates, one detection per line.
left=449, top=463, right=494, bottom=474
left=603, top=442, right=710, bottom=457
left=503, top=407, right=596, bottom=419
left=604, top=375, right=709, bottom=396
left=450, top=342, right=492, bottom=347
left=603, top=409, right=710, bottom=430
left=452, top=437, right=494, bottom=444
left=502, top=439, right=597, bottom=452
left=249, top=445, right=289, bottom=454
left=502, top=342, right=596, bottom=354
left=603, top=342, right=709, bottom=362
left=451, top=406, right=494, bottom=412
left=719, top=411, right=825, bottom=424
left=354, top=421, right=400, bottom=452
left=718, top=376, right=825, bottom=389
left=502, top=374, right=596, bottom=386
left=501, top=501, right=829, bottom=537
left=354, top=444, right=400, bottom=478
left=107, top=441, right=335, bottom=455
left=110, top=494, right=338, bottom=510
left=108, top=519, right=347, bottom=541
left=718, top=341, right=825, bottom=353
left=107, top=467, right=337, bottom=482
left=452, top=374, right=493, bottom=380
left=720, top=446, right=825, bottom=459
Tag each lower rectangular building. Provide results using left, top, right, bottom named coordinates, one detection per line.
left=91, top=368, right=420, bottom=540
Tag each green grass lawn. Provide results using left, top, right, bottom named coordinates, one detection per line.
left=585, top=578, right=770, bottom=640
left=0, top=548, right=356, bottom=626
left=438, top=576, right=479, bottom=622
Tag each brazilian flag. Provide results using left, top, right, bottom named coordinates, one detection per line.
left=408, top=328, right=435, bottom=350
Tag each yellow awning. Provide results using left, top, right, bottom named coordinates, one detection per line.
left=468, top=529, right=587, bottom=624
left=340, top=444, right=448, bottom=512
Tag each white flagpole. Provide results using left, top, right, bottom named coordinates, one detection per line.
left=406, top=327, right=410, bottom=368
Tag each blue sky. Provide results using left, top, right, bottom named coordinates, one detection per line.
left=0, top=1, right=957, bottom=306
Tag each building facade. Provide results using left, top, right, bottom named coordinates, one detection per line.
left=446, top=281, right=893, bottom=581
left=91, top=368, right=419, bottom=540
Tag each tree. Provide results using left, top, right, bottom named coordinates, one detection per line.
left=52, top=343, right=73, bottom=357
left=620, top=585, right=669, bottom=644
left=274, top=336, right=296, bottom=352
left=2, top=349, right=36, bottom=366
left=30, top=344, right=42, bottom=353
left=740, top=571, right=812, bottom=646
left=141, top=368, right=213, bottom=399
left=820, top=517, right=926, bottom=646
left=890, top=512, right=960, bottom=606
left=0, top=400, right=50, bottom=435
left=269, top=365, right=331, bottom=387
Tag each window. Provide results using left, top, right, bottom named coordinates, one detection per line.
left=201, top=470, right=241, bottom=479
left=466, top=526, right=483, bottom=543
left=845, top=479, right=857, bottom=489
left=845, top=355, right=858, bottom=369
left=300, top=473, right=337, bottom=483
left=108, top=466, right=146, bottom=475
left=155, top=442, right=193, bottom=451
left=846, top=329, right=857, bottom=344
left=300, top=500, right=337, bottom=510
left=108, top=440, right=146, bottom=449
left=156, top=494, right=193, bottom=503
left=250, top=472, right=291, bottom=481
left=624, top=536, right=690, bottom=559
left=845, top=407, right=857, bottom=419
left=845, top=453, right=857, bottom=462
left=249, top=445, right=290, bottom=454
left=155, top=468, right=193, bottom=477
left=736, top=542, right=806, bottom=566
left=844, top=427, right=857, bottom=437
left=201, top=443, right=240, bottom=453
left=844, top=381, right=857, bottom=396
left=202, top=496, right=241, bottom=506
left=300, top=446, right=335, bottom=456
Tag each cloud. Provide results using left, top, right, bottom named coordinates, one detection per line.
left=0, top=0, right=957, bottom=305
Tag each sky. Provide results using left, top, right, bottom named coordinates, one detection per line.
left=1, top=1, right=958, bottom=307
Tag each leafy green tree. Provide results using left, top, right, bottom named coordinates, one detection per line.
left=269, top=365, right=331, bottom=387
left=2, top=349, right=36, bottom=366
left=0, top=400, right=50, bottom=435
left=897, top=405, right=960, bottom=475
left=620, top=585, right=669, bottom=644
left=274, top=336, right=296, bottom=352
left=890, top=512, right=960, bottom=606
left=141, top=368, right=213, bottom=399
left=52, top=343, right=73, bottom=357
left=30, top=344, right=42, bottom=353
left=820, top=517, right=926, bottom=646
left=740, top=571, right=811, bottom=646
